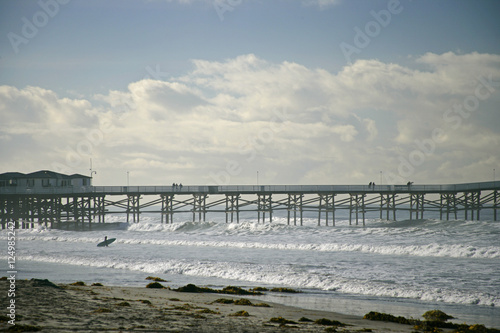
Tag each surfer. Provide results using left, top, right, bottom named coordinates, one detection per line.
left=98, top=236, right=115, bottom=247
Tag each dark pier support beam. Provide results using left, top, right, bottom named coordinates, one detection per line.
left=89, top=195, right=105, bottom=225
left=72, top=196, right=80, bottom=229
left=463, top=191, right=480, bottom=220
left=41, top=197, right=49, bottom=228
left=3, top=196, right=21, bottom=229
left=55, top=196, right=62, bottom=229
left=161, top=194, right=174, bottom=224
left=318, top=195, right=322, bottom=226
left=349, top=194, right=365, bottom=226
left=257, top=194, right=272, bottom=223
left=494, top=190, right=498, bottom=221
left=379, top=194, right=397, bottom=221
left=192, top=194, right=207, bottom=222
left=440, top=193, right=458, bottom=220
left=362, top=194, right=365, bottom=225
left=318, top=194, right=336, bottom=226
left=225, top=194, right=240, bottom=223
left=476, top=191, right=481, bottom=220
left=95, top=195, right=106, bottom=224
left=20, top=197, right=27, bottom=229
left=14, top=197, right=20, bottom=229
left=73, top=196, right=92, bottom=230
left=84, top=196, right=92, bottom=230
left=287, top=195, right=291, bottom=225
left=464, top=192, right=469, bottom=220
left=64, top=197, right=70, bottom=229
left=349, top=194, right=354, bottom=226
left=410, top=193, right=425, bottom=220
left=287, top=194, right=304, bottom=226
left=460, top=191, right=480, bottom=221
left=127, top=195, right=140, bottom=223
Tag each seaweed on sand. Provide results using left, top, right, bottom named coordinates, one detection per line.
left=422, top=310, right=454, bottom=322
left=364, top=310, right=500, bottom=333
left=145, top=276, right=168, bottom=282
left=229, top=310, right=249, bottom=317
left=212, top=298, right=234, bottom=304
left=30, top=278, right=61, bottom=288
left=174, top=284, right=217, bottom=293
left=363, top=311, right=414, bottom=325
left=69, top=281, right=86, bottom=286
left=233, top=299, right=253, bottom=306
left=174, top=284, right=263, bottom=295
left=270, top=287, right=301, bottom=293
left=314, top=318, right=346, bottom=326
left=270, top=317, right=297, bottom=325
left=220, top=286, right=263, bottom=295
left=146, top=282, right=166, bottom=289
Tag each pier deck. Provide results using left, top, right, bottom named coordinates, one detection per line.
left=1, top=181, right=499, bottom=229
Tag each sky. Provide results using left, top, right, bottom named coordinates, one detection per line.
left=0, top=0, right=499, bottom=186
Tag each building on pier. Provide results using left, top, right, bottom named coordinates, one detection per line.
left=0, top=170, right=91, bottom=189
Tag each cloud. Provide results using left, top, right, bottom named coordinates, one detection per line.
left=1, top=52, right=499, bottom=185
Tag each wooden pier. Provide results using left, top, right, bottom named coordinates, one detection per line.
left=1, top=182, right=499, bottom=229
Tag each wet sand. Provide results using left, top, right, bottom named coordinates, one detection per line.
left=1, top=279, right=420, bottom=332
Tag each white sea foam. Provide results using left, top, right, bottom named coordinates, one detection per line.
left=3, top=217, right=500, bottom=314
left=14, top=252, right=499, bottom=307
left=15, top=231, right=500, bottom=259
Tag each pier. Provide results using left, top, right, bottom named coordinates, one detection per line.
left=1, top=181, right=499, bottom=230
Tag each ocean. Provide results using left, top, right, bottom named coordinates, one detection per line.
left=2, top=210, right=499, bottom=328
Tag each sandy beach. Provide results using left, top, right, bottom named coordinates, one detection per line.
left=0, top=278, right=423, bottom=333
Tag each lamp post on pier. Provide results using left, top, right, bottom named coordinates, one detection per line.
left=90, top=158, right=97, bottom=180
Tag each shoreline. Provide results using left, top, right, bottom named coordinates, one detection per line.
left=1, top=279, right=421, bottom=332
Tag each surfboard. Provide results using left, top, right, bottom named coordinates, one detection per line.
left=97, top=238, right=116, bottom=247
